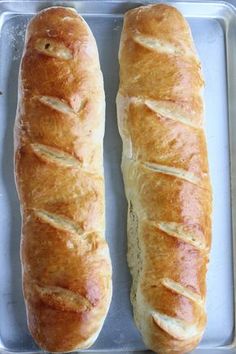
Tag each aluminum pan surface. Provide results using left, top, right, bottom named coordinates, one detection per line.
left=0, top=1, right=235, bottom=352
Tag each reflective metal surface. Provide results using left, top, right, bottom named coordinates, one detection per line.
left=0, top=0, right=235, bottom=352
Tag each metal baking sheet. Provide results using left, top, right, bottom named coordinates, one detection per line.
left=0, top=0, right=236, bottom=352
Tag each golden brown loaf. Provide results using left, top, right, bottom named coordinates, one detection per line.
left=117, top=4, right=212, bottom=353
left=14, top=7, right=112, bottom=352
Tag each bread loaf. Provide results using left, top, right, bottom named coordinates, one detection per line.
left=14, top=7, right=112, bottom=352
left=117, top=4, right=212, bottom=353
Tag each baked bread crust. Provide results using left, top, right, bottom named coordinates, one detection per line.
left=14, top=7, right=112, bottom=352
left=117, top=4, right=212, bottom=353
